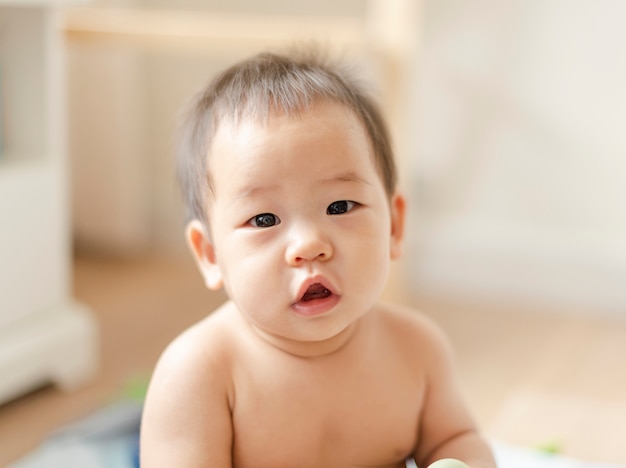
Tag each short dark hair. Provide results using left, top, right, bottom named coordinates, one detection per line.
left=177, top=48, right=397, bottom=227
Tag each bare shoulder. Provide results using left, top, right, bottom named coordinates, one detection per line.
left=376, top=303, right=496, bottom=466
left=152, top=301, right=238, bottom=380
left=140, top=301, right=239, bottom=467
left=375, top=301, right=456, bottom=368
left=377, top=302, right=450, bottom=345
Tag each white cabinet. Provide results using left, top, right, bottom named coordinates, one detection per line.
left=0, top=2, right=97, bottom=404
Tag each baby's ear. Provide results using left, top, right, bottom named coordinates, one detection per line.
left=389, top=192, right=406, bottom=260
left=186, top=220, right=223, bottom=290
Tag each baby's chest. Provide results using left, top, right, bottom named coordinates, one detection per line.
left=231, top=359, right=424, bottom=467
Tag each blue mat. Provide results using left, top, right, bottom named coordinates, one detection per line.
left=9, top=401, right=141, bottom=468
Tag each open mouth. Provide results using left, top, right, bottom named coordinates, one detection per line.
left=300, top=283, right=332, bottom=302
left=292, top=278, right=339, bottom=317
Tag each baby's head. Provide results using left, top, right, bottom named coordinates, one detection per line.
left=177, top=48, right=397, bottom=228
left=178, top=49, right=406, bottom=345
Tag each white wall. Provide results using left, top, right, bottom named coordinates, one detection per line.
left=69, top=45, right=151, bottom=254
left=68, top=43, right=234, bottom=255
left=408, top=0, right=626, bottom=315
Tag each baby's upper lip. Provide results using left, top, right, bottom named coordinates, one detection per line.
left=294, top=275, right=336, bottom=303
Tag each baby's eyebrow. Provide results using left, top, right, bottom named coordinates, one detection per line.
left=233, top=183, right=278, bottom=202
left=232, top=171, right=369, bottom=202
left=323, top=171, right=371, bottom=186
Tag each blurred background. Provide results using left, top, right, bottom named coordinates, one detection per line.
left=67, top=0, right=626, bottom=314
left=1, top=0, right=625, bottom=466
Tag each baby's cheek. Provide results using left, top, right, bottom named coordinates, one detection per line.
left=355, top=243, right=390, bottom=293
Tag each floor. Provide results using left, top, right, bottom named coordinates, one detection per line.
left=0, top=253, right=625, bottom=466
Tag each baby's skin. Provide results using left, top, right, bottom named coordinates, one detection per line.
left=140, top=102, right=495, bottom=467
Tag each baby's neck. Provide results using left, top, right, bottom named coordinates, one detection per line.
left=243, top=317, right=364, bottom=359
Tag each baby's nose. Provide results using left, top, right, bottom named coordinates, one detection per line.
left=285, top=225, right=333, bottom=265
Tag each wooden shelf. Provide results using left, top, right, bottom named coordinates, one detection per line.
left=62, top=7, right=367, bottom=55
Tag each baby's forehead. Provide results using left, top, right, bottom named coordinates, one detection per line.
left=209, top=106, right=374, bottom=179
left=207, top=101, right=382, bottom=192
left=214, top=99, right=367, bottom=141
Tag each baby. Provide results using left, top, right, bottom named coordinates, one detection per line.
left=140, top=49, right=496, bottom=468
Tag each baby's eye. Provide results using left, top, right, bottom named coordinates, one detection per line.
left=248, top=213, right=281, bottom=228
left=326, top=200, right=357, bottom=215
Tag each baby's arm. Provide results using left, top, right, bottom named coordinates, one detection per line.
left=412, top=318, right=496, bottom=468
left=140, top=328, right=233, bottom=467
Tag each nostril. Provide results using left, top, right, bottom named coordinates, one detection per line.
left=290, top=251, right=327, bottom=265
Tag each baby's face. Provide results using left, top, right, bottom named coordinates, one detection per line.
left=196, top=101, right=404, bottom=346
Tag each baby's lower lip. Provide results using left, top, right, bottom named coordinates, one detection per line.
left=291, top=294, right=340, bottom=317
